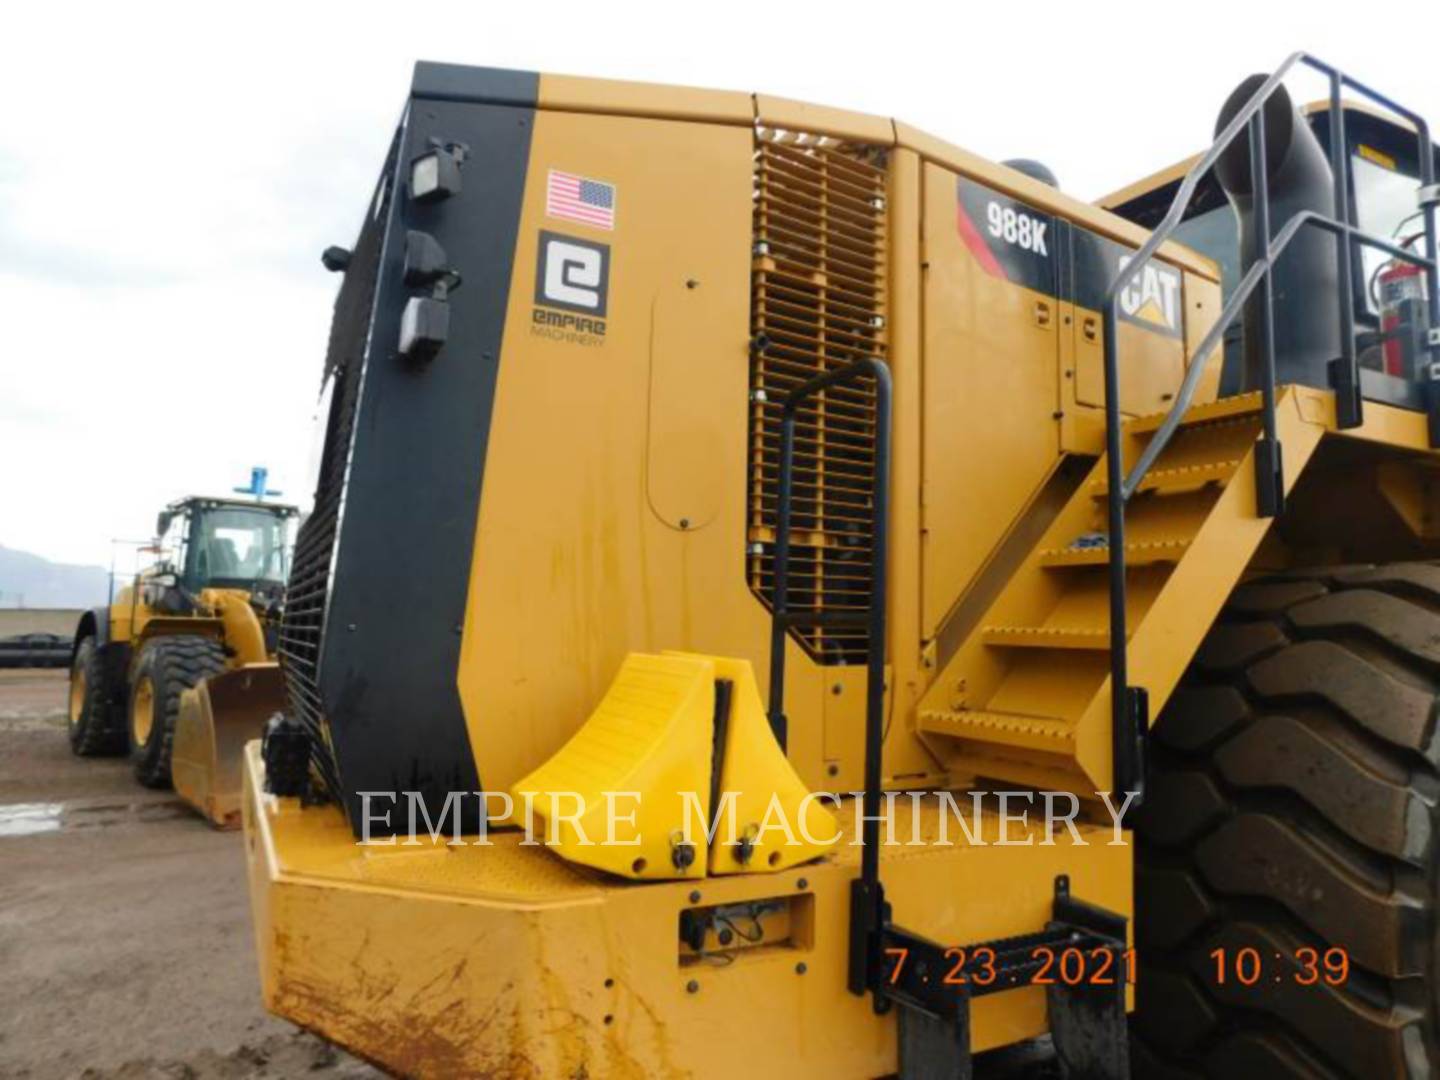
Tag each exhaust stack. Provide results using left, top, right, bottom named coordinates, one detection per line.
left=1214, top=75, right=1342, bottom=392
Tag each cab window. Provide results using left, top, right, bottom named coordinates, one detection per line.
left=190, top=508, right=292, bottom=586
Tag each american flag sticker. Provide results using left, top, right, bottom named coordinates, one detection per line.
left=546, top=170, right=616, bottom=231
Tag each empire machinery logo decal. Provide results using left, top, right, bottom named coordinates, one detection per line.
left=532, top=229, right=609, bottom=347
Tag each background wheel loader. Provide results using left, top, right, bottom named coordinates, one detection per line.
left=69, top=495, right=298, bottom=828
left=240, top=53, right=1438, bottom=1078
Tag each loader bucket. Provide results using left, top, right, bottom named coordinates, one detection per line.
left=173, top=663, right=284, bottom=829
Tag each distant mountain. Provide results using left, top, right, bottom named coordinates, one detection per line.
left=0, top=545, right=109, bottom=609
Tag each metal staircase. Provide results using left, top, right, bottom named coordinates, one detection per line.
left=919, top=387, right=1326, bottom=797
left=922, top=52, right=1439, bottom=805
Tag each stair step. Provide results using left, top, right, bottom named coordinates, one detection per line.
left=1039, top=538, right=1191, bottom=568
left=1091, top=459, right=1242, bottom=498
left=1126, top=391, right=1264, bottom=434
left=982, top=625, right=1114, bottom=650
left=920, top=709, right=1074, bottom=753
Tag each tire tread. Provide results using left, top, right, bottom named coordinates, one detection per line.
left=1137, top=563, right=1440, bottom=1078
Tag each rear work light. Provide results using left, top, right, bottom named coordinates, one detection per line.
left=410, top=143, right=465, bottom=203
left=399, top=296, right=449, bottom=364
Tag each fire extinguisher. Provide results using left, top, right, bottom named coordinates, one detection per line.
left=1379, top=258, right=1427, bottom=377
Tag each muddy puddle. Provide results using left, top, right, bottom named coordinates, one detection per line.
left=0, top=796, right=191, bottom=836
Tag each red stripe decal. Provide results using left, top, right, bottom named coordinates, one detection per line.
left=955, top=201, right=1006, bottom=280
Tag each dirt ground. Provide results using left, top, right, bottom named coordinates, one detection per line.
left=0, top=669, right=380, bottom=1080
left=0, top=669, right=1062, bottom=1080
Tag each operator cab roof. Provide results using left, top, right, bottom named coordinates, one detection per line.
left=167, top=495, right=300, bottom=516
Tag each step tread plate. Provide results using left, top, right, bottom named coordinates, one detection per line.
left=920, top=708, right=1075, bottom=751
left=1039, top=538, right=1192, bottom=567
left=981, top=625, right=1112, bottom=650
left=1090, top=458, right=1243, bottom=498
left=1125, top=390, right=1264, bottom=434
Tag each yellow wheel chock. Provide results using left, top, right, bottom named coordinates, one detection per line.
left=511, top=652, right=838, bottom=880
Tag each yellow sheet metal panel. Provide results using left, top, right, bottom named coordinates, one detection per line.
left=1074, top=310, right=1183, bottom=416
left=459, top=108, right=758, bottom=799
left=459, top=107, right=844, bottom=803
left=919, top=160, right=1062, bottom=642
left=540, top=72, right=753, bottom=125
left=878, top=147, right=945, bottom=789
left=1302, top=384, right=1436, bottom=450
left=1069, top=234, right=1192, bottom=419
left=1181, top=271, right=1224, bottom=406
left=646, top=275, right=727, bottom=531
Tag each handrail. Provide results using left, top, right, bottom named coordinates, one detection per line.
left=1098, top=52, right=1440, bottom=805
left=1126, top=212, right=1436, bottom=493
left=761, top=355, right=893, bottom=999
left=1109, top=53, right=1438, bottom=486
left=1104, top=52, right=1306, bottom=316
left=767, top=357, right=892, bottom=773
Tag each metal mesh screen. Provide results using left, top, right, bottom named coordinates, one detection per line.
left=747, top=130, right=889, bottom=665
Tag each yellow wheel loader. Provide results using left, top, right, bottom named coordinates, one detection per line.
left=69, top=495, right=297, bottom=827
left=241, top=53, right=1439, bottom=1078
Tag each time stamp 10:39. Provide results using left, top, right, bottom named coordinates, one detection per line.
left=884, top=945, right=1352, bottom=989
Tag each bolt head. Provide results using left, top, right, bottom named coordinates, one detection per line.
left=672, top=842, right=696, bottom=870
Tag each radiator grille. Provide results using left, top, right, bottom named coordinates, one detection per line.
left=277, top=135, right=399, bottom=800
left=747, top=130, right=888, bottom=665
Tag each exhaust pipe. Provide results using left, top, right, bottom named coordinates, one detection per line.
left=1213, top=75, right=1342, bottom=392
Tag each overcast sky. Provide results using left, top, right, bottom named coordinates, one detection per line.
left=2, top=1, right=1437, bottom=569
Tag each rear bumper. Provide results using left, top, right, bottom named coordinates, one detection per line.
left=242, top=744, right=1132, bottom=1079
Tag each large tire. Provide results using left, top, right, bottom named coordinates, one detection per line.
left=128, top=636, right=227, bottom=788
left=68, top=637, right=125, bottom=755
left=1135, top=563, right=1440, bottom=1078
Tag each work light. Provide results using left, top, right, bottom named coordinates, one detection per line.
left=399, top=296, right=449, bottom=363
left=410, top=147, right=461, bottom=203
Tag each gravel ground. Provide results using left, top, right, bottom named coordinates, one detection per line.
left=0, top=669, right=379, bottom=1080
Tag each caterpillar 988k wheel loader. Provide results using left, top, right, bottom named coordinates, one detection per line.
left=70, top=495, right=298, bottom=827
left=242, top=53, right=1440, bottom=1079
